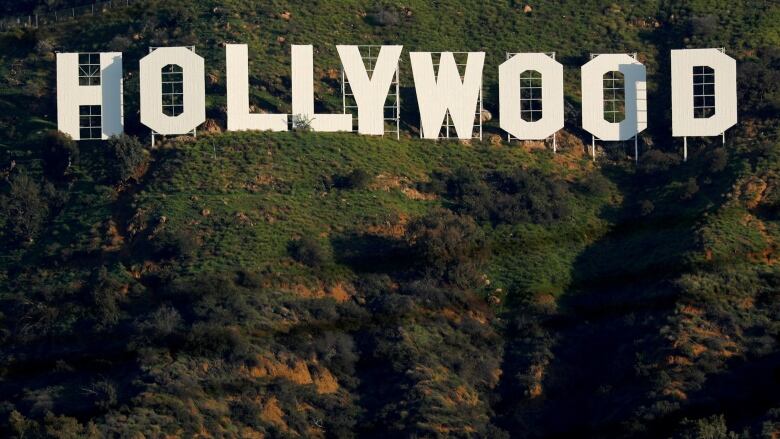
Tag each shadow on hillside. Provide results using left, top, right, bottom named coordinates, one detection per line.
left=495, top=150, right=745, bottom=438
left=331, top=232, right=411, bottom=275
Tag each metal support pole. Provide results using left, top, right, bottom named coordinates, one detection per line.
left=395, top=63, right=400, bottom=140
left=722, top=132, right=725, bottom=145
left=683, top=137, right=688, bottom=162
left=591, top=136, right=596, bottom=161
left=553, top=133, right=557, bottom=153
left=478, top=85, right=483, bottom=141
left=634, top=136, right=638, bottom=163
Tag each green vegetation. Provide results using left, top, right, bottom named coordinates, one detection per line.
left=0, top=0, right=779, bottom=438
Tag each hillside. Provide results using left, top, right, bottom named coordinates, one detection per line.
left=1, top=1, right=780, bottom=438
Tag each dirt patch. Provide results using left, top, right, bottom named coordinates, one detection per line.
left=102, top=219, right=124, bottom=252
left=312, top=367, right=339, bottom=394
left=372, top=173, right=437, bottom=201
left=260, top=396, right=287, bottom=431
left=740, top=176, right=768, bottom=209
left=364, top=213, right=409, bottom=238
left=279, top=282, right=355, bottom=302
left=250, top=353, right=313, bottom=385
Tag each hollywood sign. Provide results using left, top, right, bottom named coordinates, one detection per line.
left=56, top=45, right=737, bottom=158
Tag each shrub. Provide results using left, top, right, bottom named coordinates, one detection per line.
left=640, top=149, right=681, bottom=174
left=739, top=47, right=780, bottom=117
left=708, top=147, right=728, bottom=173
left=366, top=5, right=400, bottom=26
left=580, top=172, right=613, bottom=197
left=152, top=228, right=199, bottom=260
left=405, top=208, right=488, bottom=287
left=289, top=236, right=328, bottom=268
left=41, top=130, right=78, bottom=180
left=0, top=174, right=49, bottom=243
left=437, top=167, right=573, bottom=225
left=681, top=178, right=700, bottom=200
left=639, top=199, right=655, bottom=216
left=335, top=168, right=373, bottom=189
left=89, top=267, right=125, bottom=329
left=83, top=379, right=118, bottom=410
left=292, top=114, right=314, bottom=132
left=689, top=15, right=719, bottom=39
left=674, top=414, right=739, bottom=439
left=136, top=305, right=183, bottom=339
left=105, top=135, right=148, bottom=184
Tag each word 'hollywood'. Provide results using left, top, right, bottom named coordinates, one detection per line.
left=56, top=45, right=737, bottom=149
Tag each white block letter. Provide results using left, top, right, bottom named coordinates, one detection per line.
left=410, top=52, right=484, bottom=140
left=56, top=52, right=123, bottom=140
left=499, top=53, right=564, bottom=140
left=291, top=45, right=352, bottom=131
left=671, top=48, right=737, bottom=137
left=337, top=45, right=402, bottom=135
left=139, top=47, right=205, bottom=135
left=581, top=54, right=647, bottom=141
left=226, top=44, right=288, bottom=132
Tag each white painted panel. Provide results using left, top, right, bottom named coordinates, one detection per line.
left=410, top=52, right=484, bottom=140
left=337, top=45, right=402, bottom=135
left=581, top=54, right=647, bottom=141
left=56, top=52, right=123, bottom=140
left=139, top=47, right=205, bottom=135
left=499, top=53, right=564, bottom=140
left=671, top=48, right=737, bottom=137
left=291, top=45, right=352, bottom=131
left=226, top=44, right=288, bottom=132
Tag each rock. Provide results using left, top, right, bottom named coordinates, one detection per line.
left=480, top=109, right=493, bottom=122
left=202, top=119, right=222, bottom=134
left=236, top=212, right=253, bottom=226
left=279, top=11, right=291, bottom=21
left=524, top=4, right=533, bottom=14
left=489, top=134, right=503, bottom=146
left=201, top=208, right=210, bottom=217
left=326, top=68, right=340, bottom=80
left=276, top=36, right=286, bottom=44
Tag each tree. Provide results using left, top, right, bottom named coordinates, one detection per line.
left=334, top=168, right=373, bottom=189
left=289, top=236, right=328, bottom=268
left=105, top=135, right=148, bottom=184
left=41, top=130, right=79, bottom=180
left=405, top=208, right=488, bottom=287
left=0, top=174, right=49, bottom=243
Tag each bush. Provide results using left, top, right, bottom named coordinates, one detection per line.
left=292, top=114, right=313, bottom=132
left=581, top=172, right=613, bottom=197
left=436, top=167, right=573, bottom=225
left=83, top=379, right=118, bottom=411
left=41, top=131, right=78, bottom=180
left=739, top=47, right=780, bottom=117
left=105, top=135, right=148, bottom=184
left=366, top=5, right=400, bottom=26
left=640, top=149, right=681, bottom=174
left=405, top=208, right=488, bottom=287
left=0, top=174, right=49, bottom=243
left=335, top=168, right=373, bottom=189
left=289, top=236, right=328, bottom=268
left=674, top=415, right=739, bottom=439
left=708, top=147, right=728, bottom=173
left=152, top=228, right=199, bottom=260
left=681, top=178, right=700, bottom=200
left=639, top=199, right=655, bottom=216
